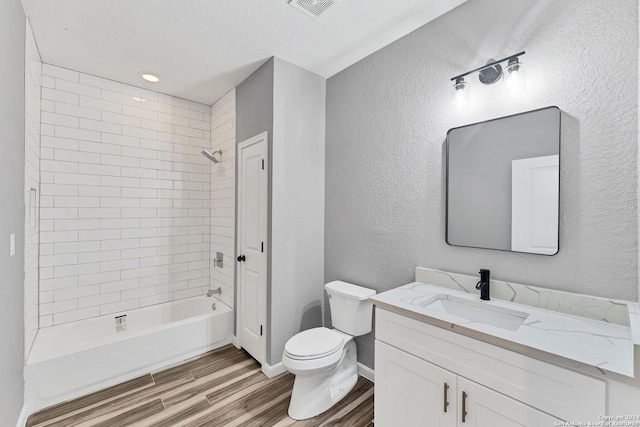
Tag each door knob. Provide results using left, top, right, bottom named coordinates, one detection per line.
left=237, top=255, right=246, bottom=262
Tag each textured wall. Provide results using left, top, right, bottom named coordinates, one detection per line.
left=25, top=19, right=42, bottom=359
left=39, top=65, right=212, bottom=327
left=210, top=89, right=236, bottom=309
left=326, top=0, right=638, bottom=368
left=236, top=59, right=273, bottom=145
left=270, top=58, right=326, bottom=365
left=0, top=1, right=25, bottom=424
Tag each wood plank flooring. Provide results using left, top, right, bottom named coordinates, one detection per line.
left=26, top=345, right=374, bottom=427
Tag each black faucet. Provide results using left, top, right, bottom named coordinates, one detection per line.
left=475, top=269, right=490, bottom=300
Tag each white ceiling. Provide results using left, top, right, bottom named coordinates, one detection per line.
left=22, top=0, right=467, bottom=105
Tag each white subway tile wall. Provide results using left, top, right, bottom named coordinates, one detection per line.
left=25, top=20, right=42, bottom=357
left=209, top=89, right=236, bottom=309
left=39, top=64, right=212, bottom=327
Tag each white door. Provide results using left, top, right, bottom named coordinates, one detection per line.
left=375, top=341, right=458, bottom=427
left=457, top=377, right=560, bottom=426
left=237, top=132, right=268, bottom=364
left=511, top=155, right=559, bottom=255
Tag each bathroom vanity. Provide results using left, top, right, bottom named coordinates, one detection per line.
left=370, top=268, right=640, bottom=426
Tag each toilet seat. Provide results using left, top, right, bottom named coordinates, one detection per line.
left=284, top=327, right=345, bottom=360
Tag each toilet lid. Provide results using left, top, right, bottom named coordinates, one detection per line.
left=285, top=327, right=344, bottom=359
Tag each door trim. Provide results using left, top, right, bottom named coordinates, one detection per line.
left=236, top=131, right=268, bottom=365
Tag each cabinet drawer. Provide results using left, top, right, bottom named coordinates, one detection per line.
left=376, top=308, right=605, bottom=421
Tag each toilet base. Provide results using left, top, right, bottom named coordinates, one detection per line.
left=287, top=340, right=358, bottom=420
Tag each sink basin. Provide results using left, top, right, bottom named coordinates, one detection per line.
left=417, top=294, right=529, bottom=331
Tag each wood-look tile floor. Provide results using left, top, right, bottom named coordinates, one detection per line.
left=26, top=345, right=374, bottom=427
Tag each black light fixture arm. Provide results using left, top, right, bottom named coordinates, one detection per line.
left=450, top=51, right=525, bottom=82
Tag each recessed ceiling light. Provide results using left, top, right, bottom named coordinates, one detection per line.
left=141, top=73, right=160, bottom=83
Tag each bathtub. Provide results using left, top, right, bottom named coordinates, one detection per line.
left=24, top=296, right=233, bottom=413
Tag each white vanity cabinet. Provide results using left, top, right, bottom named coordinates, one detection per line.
left=374, top=308, right=608, bottom=426
left=376, top=340, right=457, bottom=426
left=376, top=341, right=558, bottom=426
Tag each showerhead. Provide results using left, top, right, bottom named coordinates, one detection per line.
left=201, top=149, right=222, bottom=163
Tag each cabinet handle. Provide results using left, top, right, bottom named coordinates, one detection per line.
left=461, top=391, right=468, bottom=423
left=443, top=382, right=449, bottom=413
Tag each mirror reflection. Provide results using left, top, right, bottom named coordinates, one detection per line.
left=446, top=106, right=561, bottom=255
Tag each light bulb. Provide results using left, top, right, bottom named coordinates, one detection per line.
left=504, top=57, right=526, bottom=97
left=453, top=77, right=469, bottom=111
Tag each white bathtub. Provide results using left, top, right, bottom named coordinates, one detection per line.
left=25, top=296, right=233, bottom=413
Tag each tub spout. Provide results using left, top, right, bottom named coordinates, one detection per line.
left=207, top=287, right=222, bottom=297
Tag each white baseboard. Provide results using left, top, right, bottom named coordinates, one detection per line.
left=232, top=335, right=240, bottom=349
left=262, top=361, right=287, bottom=378
left=16, top=403, right=30, bottom=427
left=358, top=362, right=375, bottom=383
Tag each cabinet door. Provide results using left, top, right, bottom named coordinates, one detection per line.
left=457, top=377, right=560, bottom=426
left=375, top=341, right=457, bottom=427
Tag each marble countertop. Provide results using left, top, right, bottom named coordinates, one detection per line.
left=371, top=281, right=638, bottom=378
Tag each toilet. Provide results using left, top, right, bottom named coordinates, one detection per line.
left=282, top=280, right=376, bottom=420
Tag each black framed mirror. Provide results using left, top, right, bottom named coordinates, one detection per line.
left=446, top=106, right=561, bottom=255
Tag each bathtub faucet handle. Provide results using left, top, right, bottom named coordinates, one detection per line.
left=207, top=287, right=222, bottom=297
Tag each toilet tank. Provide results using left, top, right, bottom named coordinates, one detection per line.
left=325, top=281, right=376, bottom=336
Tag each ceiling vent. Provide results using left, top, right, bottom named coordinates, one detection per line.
left=288, top=0, right=341, bottom=20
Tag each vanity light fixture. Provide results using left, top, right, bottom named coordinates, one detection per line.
left=451, top=51, right=526, bottom=105
left=140, top=73, right=160, bottom=83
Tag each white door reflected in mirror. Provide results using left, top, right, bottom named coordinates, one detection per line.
left=511, top=155, right=559, bottom=255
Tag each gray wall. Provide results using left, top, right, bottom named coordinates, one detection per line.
left=447, top=107, right=560, bottom=251
left=270, top=58, right=326, bottom=364
left=325, top=0, right=638, bottom=369
left=0, top=0, right=25, bottom=424
left=236, top=59, right=274, bottom=144
left=236, top=58, right=326, bottom=366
